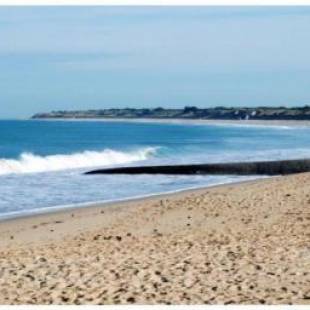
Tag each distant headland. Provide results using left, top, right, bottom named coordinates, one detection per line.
left=32, top=106, right=310, bottom=121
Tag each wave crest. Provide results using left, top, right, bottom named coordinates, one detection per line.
left=0, top=147, right=157, bottom=175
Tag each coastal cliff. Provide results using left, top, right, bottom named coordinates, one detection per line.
left=32, top=106, right=310, bottom=121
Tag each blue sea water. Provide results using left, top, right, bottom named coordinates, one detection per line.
left=0, top=119, right=310, bottom=219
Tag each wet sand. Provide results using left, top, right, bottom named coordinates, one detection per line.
left=0, top=173, right=309, bottom=304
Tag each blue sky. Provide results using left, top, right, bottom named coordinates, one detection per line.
left=0, top=6, right=310, bottom=118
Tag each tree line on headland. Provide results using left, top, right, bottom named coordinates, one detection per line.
left=32, top=105, right=310, bottom=120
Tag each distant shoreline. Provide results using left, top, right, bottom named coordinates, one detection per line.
left=31, top=106, right=310, bottom=124
left=30, top=117, right=310, bottom=127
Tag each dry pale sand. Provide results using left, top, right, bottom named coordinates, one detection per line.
left=45, top=117, right=310, bottom=128
left=0, top=173, right=309, bottom=305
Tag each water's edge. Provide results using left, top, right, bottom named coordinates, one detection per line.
left=29, top=117, right=310, bottom=128
left=0, top=175, right=267, bottom=223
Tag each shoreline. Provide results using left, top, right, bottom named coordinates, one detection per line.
left=0, top=175, right=267, bottom=241
left=1, top=118, right=309, bottom=225
left=0, top=175, right=265, bottom=223
left=29, top=117, right=310, bottom=128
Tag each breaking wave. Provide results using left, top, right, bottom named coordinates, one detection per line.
left=0, top=147, right=158, bottom=175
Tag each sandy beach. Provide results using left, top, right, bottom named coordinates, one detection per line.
left=0, top=173, right=310, bottom=304
left=34, top=117, right=310, bottom=128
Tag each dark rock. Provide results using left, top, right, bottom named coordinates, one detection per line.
left=85, top=159, right=310, bottom=176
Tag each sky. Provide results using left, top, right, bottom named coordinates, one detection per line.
left=0, top=6, right=310, bottom=118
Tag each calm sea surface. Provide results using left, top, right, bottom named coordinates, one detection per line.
left=0, top=119, right=309, bottom=219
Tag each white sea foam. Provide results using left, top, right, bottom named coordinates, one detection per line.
left=0, top=147, right=158, bottom=175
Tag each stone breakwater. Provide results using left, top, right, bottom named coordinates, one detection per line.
left=85, top=159, right=310, bottom=175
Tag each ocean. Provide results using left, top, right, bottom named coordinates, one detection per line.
left=0, top=119, right=310, bottom=219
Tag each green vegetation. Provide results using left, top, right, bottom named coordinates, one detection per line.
left=32, top=106, right=310, bottom=120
